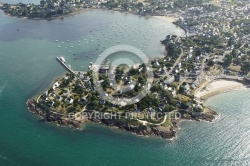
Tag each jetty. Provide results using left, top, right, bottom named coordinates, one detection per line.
left=56, top=57, right=74, bottom=73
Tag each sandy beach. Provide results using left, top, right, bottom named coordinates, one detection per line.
left=195, top=80, right=247, bottom=100
left=153, top=15, right=178, bottom=22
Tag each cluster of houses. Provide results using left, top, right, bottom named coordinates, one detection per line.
left=38, top=72, right=90, bottom=110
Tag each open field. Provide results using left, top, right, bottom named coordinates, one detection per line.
left=228, top=64, right=241, bottom=72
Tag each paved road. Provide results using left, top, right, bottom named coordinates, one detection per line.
left=166, top=48, right=184, bottom=78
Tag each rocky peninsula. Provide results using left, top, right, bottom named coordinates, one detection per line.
left=26, top=57, right=219, bottom=140
left=10, top=0, right=249, bottom=139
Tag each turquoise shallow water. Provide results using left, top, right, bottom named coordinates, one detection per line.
left=0, top=3, right=250, bottom=166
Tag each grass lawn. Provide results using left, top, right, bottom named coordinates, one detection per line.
left=207, top=65, right=223, bottom=76
left=161, top=117, right=171, bottom=127
left=175, top=94, right=190, bottom=103
left=171, top=81, right=180, bottom=88
left=228, top=64, right=241, bottom=72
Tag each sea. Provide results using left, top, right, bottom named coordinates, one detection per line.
left=0, top=1, right=250, bottom=165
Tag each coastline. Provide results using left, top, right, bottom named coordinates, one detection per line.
left=26, top=92, right=218, bottom=140
left=6, top=1, right=231, bottom=140
left=25, top=65, right=248, bottom=140
left=16, top=7, right=189, bottom=140
left=0, top=6, right=87, bottom=21
left=0, top=6, right=177, bottom=23
left=153, top=15, right=178, bottom=23
left=195, top=79, right=248, bottom=101
left=53, top=8, right=87, bottom=20
left=0, top=3, right=187, bottom=36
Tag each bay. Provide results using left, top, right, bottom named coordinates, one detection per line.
left=0, top=5, right=249, bottom=166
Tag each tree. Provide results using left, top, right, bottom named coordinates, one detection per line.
left=178, top=86, right=185, bottom=94
left=180, top=103, right=189, bottom=109
left=129, top=68, right=139, bottom=75
left=138, top=75, right=146, bottom=85
left=231, top=49, right=238, bottom=58
left=122, top=3, right=129, bottom=10
left=227, top=37, right=234, bottom=46
left=48, top=87, right=54, bottom=94
left=195, top=47, right=201, bottom=56
left=241, top=62, right=250, bottom=73
left=150, top=84, right=161, bottom=92
left=137, top=2, right=144, bottom=7
left=53, top=101, right=60, bottom=108
left=73, top=97, right=79, bottom=107
left=67, top=106, right=75, bottom=113
left=241, top=55, right=248, bottom=62
left=224, top=54, right=233, bottom=66
left=90, top=100, right=98, bottom=107
left=233, top=58, right=241, bottom=65
left=207, top=59, right=215, bottom=67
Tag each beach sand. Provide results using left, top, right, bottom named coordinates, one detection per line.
left=153, top=16, right=178, bottom=23
left=195, top=80, right=246, bottom=100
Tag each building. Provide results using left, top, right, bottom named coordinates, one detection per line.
left=52, top=82, right=60, bottom=90
left=174, top=74, right=181, bottom=82
left=66, top=98, right=74, bottom=104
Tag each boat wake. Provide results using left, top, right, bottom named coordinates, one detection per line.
left=0, top=154, right=7, bottom=160
left=0, top=83, right=6, bottom=95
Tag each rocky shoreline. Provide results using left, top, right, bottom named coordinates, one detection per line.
left=89, top=117, right=177, bottom=139
left=27, top=100, right=218, bottom=140
left=27, top=100, right=82, bottom=129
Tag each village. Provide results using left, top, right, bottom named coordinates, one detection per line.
left=21, top=0, right=250, bottom=139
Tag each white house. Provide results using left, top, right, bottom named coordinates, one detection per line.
left=66, top=98, right=74, bottom=104
left=52, top=82, right=60, bottom=90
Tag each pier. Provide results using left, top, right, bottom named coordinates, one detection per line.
left=56, top=57, right=74, bottom=73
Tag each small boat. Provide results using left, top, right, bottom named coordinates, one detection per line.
left=55, top=40, right=59, bottom=42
